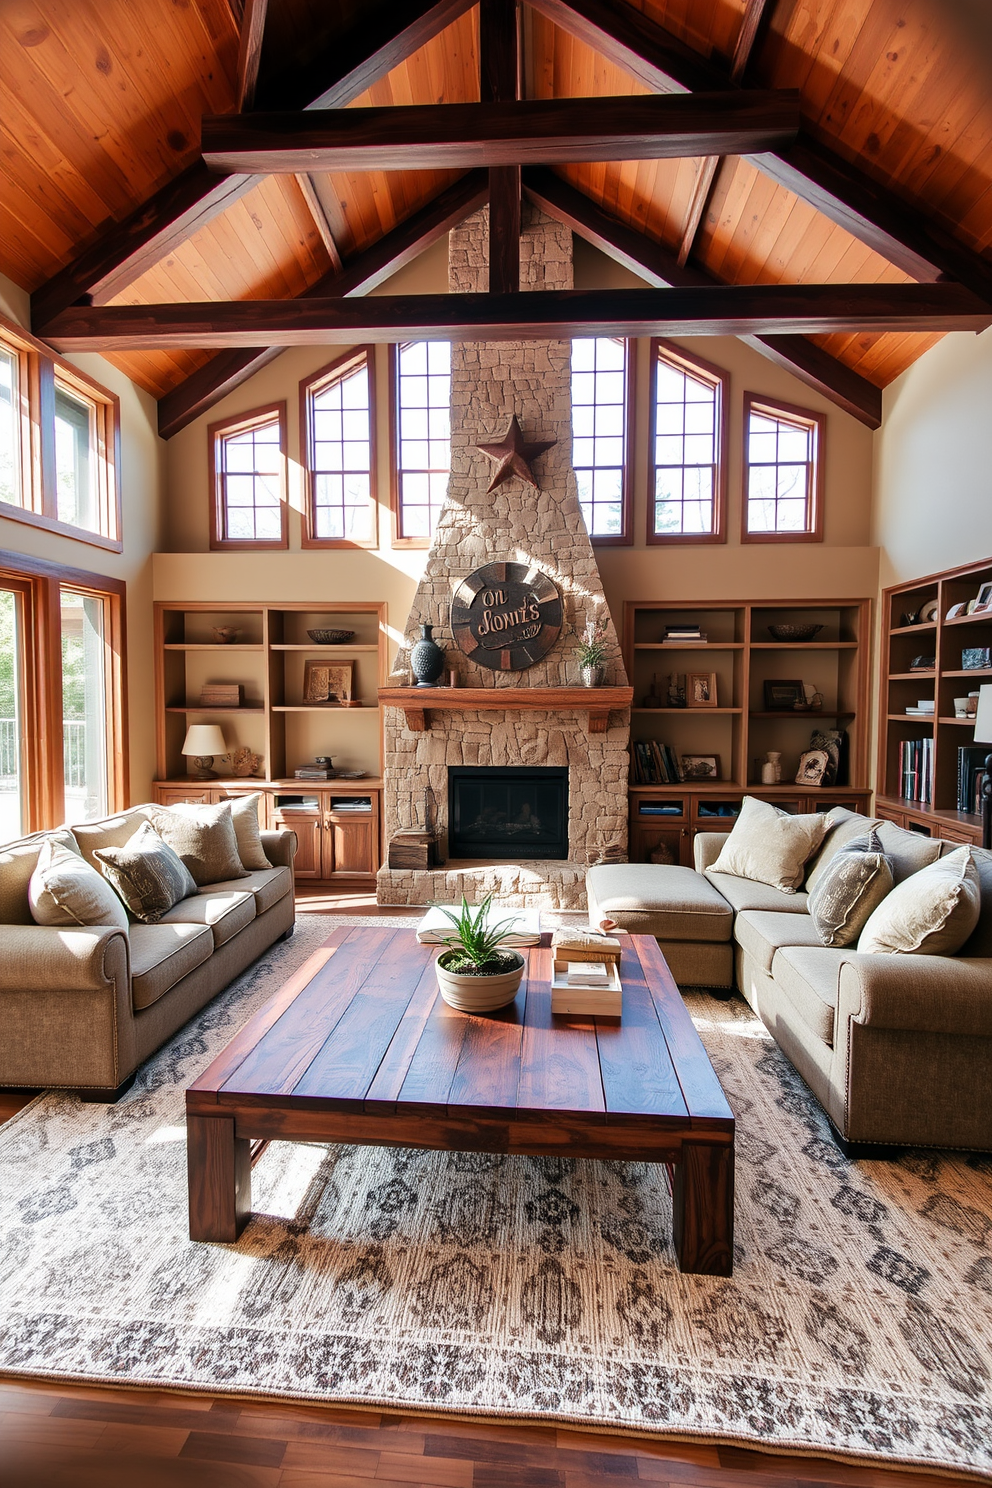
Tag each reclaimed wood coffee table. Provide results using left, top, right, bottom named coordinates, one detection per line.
left=187, top=928, right=735, bottom=1274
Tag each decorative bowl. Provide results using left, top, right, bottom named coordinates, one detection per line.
left=768, top=623, right=823, bottom=642
left=212, top=626, right=242, bottom=644
left=307, top=628, right=355, bottom=645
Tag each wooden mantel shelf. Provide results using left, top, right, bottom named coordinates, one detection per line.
left=378, top=685, right=633, bottom=734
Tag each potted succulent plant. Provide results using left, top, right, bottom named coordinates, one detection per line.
left=432, top=894, right=526, bottom=1012
left=576, top=615, right=609, bottom=686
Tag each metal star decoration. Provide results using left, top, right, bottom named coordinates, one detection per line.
left=475, top=414, right=557, bottom=493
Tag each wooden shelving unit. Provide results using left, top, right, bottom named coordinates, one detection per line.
left=153, top=601, right=388, bottom=883
left=623, top=599, right=872, bottom=865
left=876, top=555, right=992, bottom=844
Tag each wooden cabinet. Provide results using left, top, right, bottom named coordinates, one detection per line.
left=628, top=787, right=874, bottom=864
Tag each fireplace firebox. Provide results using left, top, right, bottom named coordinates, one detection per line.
left=448, top=767, right=568, bottom=860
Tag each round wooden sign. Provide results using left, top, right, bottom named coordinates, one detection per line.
left=451, top=561, right=563, bottom=672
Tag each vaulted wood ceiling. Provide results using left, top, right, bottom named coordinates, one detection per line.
left=1, top=0, right=990, bottom=434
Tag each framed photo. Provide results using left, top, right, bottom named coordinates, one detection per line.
left=686, top=671, right=718, bottom=709
left=764, top=679, right=805, bottom=710
left=795, top=748, right=830, bottom=787
left=975, top=582, right=992, bottom=613
left=680, top=753, right=720, bottom=781
left=303, top=659, right=354, bottom=704
left=946, top=602, right=968, bottom=620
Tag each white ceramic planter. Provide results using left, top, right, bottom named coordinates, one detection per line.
left=436, top=950, right=525, bottom=1012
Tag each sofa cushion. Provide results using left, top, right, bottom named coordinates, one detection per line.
left=587, top=863, right=733, bottom=942
left=960, top=846, right=992, bottom=958
left=709, top=796, right=829, bottom=893
left=71, top=808, right=155, bottom=871
left=94, top=821, right=198, bottom=924
left=734, top=909, right=824, bottom=975
left=128, top=921, right=214, bottom=1010
left=0, top=827, right=82, bottom=925
left=874, top=819, right=944, bottom=885
left=160, top=887, right=256, bottom=948
left=772, top=945, right=849, bottom=1047
left=807, top=828, right=894, bottom=947
left=200, top=864, right=293, bottom=915
left=29, top=838, right=130, bottom=931
left=228, top=793, right=271, bottom=871
left=804, top=807, right=881, bottom=892
left=859, top=845, right=981, bottom=956
left=705, top=870, right=810, bottom=915
left=151, top=801, right=248, bottom=887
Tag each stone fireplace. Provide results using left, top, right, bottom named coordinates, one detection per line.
left=376, top=203, right=631, bottom=909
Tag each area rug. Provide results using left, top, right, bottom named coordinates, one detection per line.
left=1, top=915, right=991, bottom=1478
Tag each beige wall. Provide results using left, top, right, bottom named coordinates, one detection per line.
left=873, top=326, right=992, bottom=589
left=0, top=269, right=166, bottom=806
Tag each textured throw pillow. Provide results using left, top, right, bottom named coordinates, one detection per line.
left=709, top=796, right=830, bottom=893
left=94, top=821, right=198, bottom=924
left=858, top=845, right=981, bottom=956
left=807, top=828, right=894, bottom=947
left=29, top=837, right=130, bottom=930
left=228, top=793, right=271, bottom=871
left=151, top=800, right=248, bottom=887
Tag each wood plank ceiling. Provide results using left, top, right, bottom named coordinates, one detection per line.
left=1, top=0, right=990, bottom=418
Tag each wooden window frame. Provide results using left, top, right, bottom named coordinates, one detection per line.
left=0, top=313, right=122, bottom=553
left=741, top=392, right=824, bottom=545
left=571, top=336, right=634, bottom=548
left=0, top=549, right=127, bottom=832
left=388, top=341, right=451, bottom=549
left=300, top=347, right=378, bottom=550
left=647, top=339, right=728, bottom=547
left=208, top=400, right=289, bottom=551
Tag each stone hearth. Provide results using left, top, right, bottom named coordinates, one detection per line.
left=376, top=204, right=630, bottom=909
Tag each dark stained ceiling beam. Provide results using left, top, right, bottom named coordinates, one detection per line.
left=200, top=92, right=801, bottom=174
left=31, top=0, right=476, bottom=330
left=524, top=166, right=883, bottom=428
left=156, top=170, right=489, bottom=439
left=526, top=0, right=992, bottom=303
left=481, top=0, right=521, bottom=295
left=235, top=0, right=268, bottom=111
left=44, top=283, right=992, bottom=354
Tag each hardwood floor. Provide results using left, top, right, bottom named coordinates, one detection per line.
left=0, top=898, right=962, bottom=1488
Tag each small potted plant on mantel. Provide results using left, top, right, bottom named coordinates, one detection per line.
left=576, top=615, right=609, bottom=687
left=433, top=894, right=525, bottom=1011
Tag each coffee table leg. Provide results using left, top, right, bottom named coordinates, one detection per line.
left=187, top=1113, right=252, bottom=1242
left=672, top=1138, right=734, bottom=1276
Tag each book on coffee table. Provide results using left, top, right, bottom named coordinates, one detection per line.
left=551, top=958, right=622, bottom=1016
left=416, top=904, right=542, bottom=946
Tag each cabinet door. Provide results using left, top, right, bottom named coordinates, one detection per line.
left=875, top=804, right=906, bottom=827
left=156, top=786, right=214, bottom=806
left=630, top=823, right=691, bottom=866
left=325, top=813, right=375, bottom=877
left=272, top=810, right=323, bottom=878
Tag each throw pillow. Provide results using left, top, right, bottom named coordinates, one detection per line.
left=29, top=837, right=130, bottom=930
left=228, top=793, right=271, bottom=871
left=807, top=828, right=894, bottom=947
left=94, top=821, right=198, bottom=923
left=151, top=800, right=248, bottom=887
left=858, top=845, right=981, bottom=956
left=709, top=796, right=830, bottom=893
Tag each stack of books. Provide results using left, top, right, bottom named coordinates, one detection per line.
left=631, top=739, right=681, bottom=783
left=904, top=701, right=934, bottom=717
left=295, top=765, right=335, bottom=779
left=199, top=683, right=243, bottom=707
left=957, top=745, right=989, bottom=814
left=551, top=957, right=622, bottom=1017
left=663, top=624, right=708, bottom=644
left=898, top=737, right=933, bottom=804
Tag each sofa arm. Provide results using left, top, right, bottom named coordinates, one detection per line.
left=693, top=833, right=728, bottom=872
left=0, top=924, right=129, bottom=993
left=261, top=828, right=297, bottom=870
left=837, top=952, right=992, bottom=1037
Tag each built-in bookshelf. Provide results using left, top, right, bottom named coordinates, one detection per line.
left=877, top=555, right=992, bottom=844
left=623, top=600, right=872, bottom=864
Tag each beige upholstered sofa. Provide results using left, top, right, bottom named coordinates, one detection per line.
left=588, top=809, right=992, bottom=1153
left=0, top=806, right=297, bottom=1100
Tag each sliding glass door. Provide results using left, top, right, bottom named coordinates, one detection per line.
left=60, top=588, right=110, bottom=824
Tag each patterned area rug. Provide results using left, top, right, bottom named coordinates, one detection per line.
left=1, top=915, right=991, bottom=1478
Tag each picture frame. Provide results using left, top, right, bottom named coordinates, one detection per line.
left=975, top=582, right=992, bottom=613
left=795, top=748, right=830, bottom=787
left=945, top=602, right=967, bottom=619
left=686, top=671, right=718, bottom=709
left=763, top=679, right=805, bottom=711
left=679, top=753, right=720, bottom=781
left=303, top=659, right=354, bottom=704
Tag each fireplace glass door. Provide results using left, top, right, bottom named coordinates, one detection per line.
left=448, top=767, right=568, bottom=860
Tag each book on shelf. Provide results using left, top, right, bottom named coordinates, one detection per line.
left=957, top=745, right=988, bottom=813
left=897, top=737, right=933, bottom=805
left=631, top=740, right=682, bottom=785
left=663, top=634, right=708, bottom=644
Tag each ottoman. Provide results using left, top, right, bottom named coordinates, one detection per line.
left=586, top=863, right=734, bottom=990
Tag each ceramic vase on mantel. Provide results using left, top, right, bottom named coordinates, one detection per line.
left=410, top=623, right=445, bottom=688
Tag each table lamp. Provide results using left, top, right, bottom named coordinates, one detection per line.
left=974, top=684, right=992, bottom=850
left=182, top=723, right=228, bottom=779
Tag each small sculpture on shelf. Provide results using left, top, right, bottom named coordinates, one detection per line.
left=761, top=751, right=782, bottom=784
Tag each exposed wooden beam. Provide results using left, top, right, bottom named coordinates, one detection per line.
left=523, top=167, right=883, bottom=428
left=235, top=0, right=268, bottom=111
left=526, top=0, right=992, bottom=303
left=44, top=284, right=992, bottom=354
left=156, top=170, right=489, bottom=439
left=31, top=0, right=476, bottom=329
left=294, top=174, right=343, bottom=272
left=480, top=0, right=520, bottom=295
left=200, top=92, right=800, bottom=174
left=731, top=0, right=773, bottom=85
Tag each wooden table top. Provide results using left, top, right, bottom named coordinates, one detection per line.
left=188, top=929, right=734, bottom=1134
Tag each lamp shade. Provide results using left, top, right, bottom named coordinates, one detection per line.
left=181, top=724, right=228, bottom=757
left=974, top=685, right=992, bottom=746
